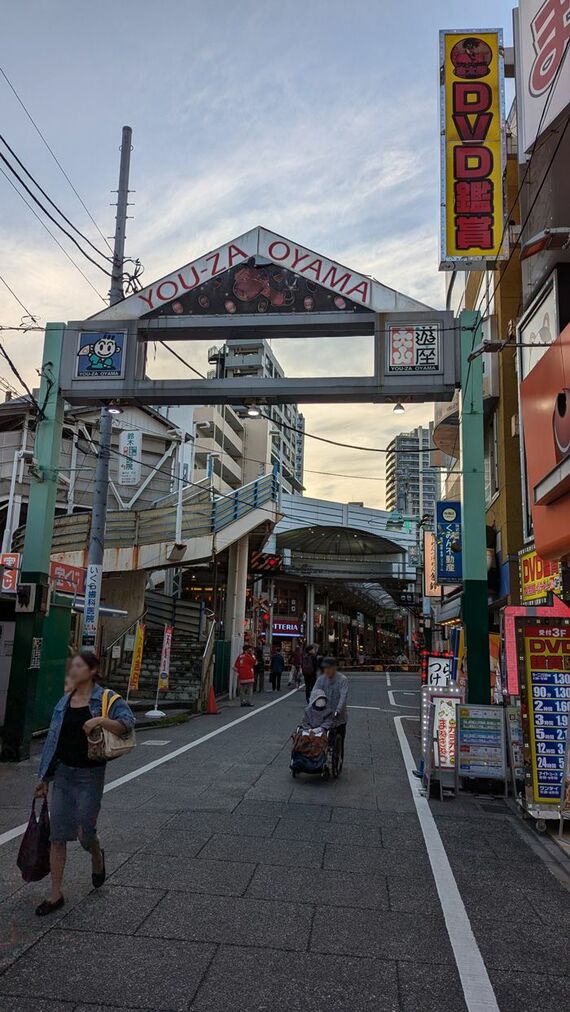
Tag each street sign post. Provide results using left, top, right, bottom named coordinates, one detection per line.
left=456, top=704, right=508, bottom=795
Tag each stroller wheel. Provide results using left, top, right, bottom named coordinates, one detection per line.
left=322, top=765, right=330, bottom=780
left=291, top=769, right=298, bottom=778
left=331, top=732, right=344, bottom=778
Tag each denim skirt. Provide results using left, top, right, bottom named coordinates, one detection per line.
left=50, top=762, right=106, bottom=844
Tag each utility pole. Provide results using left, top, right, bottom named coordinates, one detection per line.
left=459, top=309, right=490, bottom=703
left=81, top=125, right=132, bottom=649
left=1, top=326, right=65, bottom=760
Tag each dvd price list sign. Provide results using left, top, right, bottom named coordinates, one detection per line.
left=517, top=618, right=570, bottom=813
left=456, top=705, right=507, bottom=794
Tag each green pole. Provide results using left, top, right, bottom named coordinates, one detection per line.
left=459, top=309, right=490, bottom=704
left=1, top=323, right=65, bottom=761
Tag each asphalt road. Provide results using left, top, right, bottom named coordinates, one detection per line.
left=0, top=672, right=568, bottom=1011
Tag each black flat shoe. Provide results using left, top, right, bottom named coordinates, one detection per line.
left=35, top=896, right=64, bottom=917
left=92, top=849, right=106, bottom=889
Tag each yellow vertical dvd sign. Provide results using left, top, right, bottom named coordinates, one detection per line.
left=440, top=30, right=508, bottom=268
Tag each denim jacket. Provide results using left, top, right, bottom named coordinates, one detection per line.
left=38, top=683, right=136, bottom=780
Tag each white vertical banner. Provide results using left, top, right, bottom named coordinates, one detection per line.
left=83, top=563, right=102, bottom=648
left=158, top=625, right=173, bottom=691
left=516, top=0, right=570, bottom=154
left=118, top=429, right=142, bottom=486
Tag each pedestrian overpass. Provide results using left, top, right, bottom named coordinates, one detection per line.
left=29, top=480, right=417, bottom=603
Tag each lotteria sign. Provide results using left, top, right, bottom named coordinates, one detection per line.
left=440, top=30, right=507, bottom=268
left=92, top=227, right=376, bottom=321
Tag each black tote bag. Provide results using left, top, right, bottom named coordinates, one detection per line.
left=17, top=799, right=51, bottom=882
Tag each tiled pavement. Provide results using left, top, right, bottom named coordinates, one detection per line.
left=0, top=674, right=568, bottom=1011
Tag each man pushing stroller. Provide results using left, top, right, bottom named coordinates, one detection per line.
left=313, top=657, right=349, bottom=759
left=290, top=658, right=348, bottom=779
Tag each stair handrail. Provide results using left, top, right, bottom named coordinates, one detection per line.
left=200, top=616, right=216, bottom=711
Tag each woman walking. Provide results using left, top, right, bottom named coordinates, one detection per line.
left=34, top=650, right=135, bottom=916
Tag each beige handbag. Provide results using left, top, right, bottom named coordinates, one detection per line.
left=87, top=689, right=135, bottom=761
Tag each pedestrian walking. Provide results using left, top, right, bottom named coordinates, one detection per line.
left=34, top=651, right=135, bottom=917
left=313, top=656, right=349, bottom=759
left=234, top=646, right=256, bottom=706
left=302, top=644, right=318, bottom=703
left=289, top=644, right=303, bottom=687
left=270, top=645, right=285, bottom=691
left=254, top=638, right=265, bottom=693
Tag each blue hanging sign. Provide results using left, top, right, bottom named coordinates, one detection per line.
left=436, top=500, right=463, bottom=584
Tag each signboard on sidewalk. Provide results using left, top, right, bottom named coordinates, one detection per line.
left=517, top=617, right=570, bottom=805
left=457, top=704, right=507, bottom=781
left=440, top=29, right=507, bottom=268
left=158, top=625, right=173, bottom=690
left=433, top=696, right=458, bottom=769
left=421, top=683, right=464, bottom=758
left=128, top=622, right=145, bottom=692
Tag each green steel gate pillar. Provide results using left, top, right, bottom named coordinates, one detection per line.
left=1, top=324, right=65, bottom=761
left=459, top=310, right=490, bottom=704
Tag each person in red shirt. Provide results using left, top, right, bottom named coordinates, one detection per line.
left=234, top=647, right=256, bottom=707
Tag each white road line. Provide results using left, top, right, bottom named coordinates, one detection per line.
left=0, top=689, right=298, bottom=849
left=348, top=705, right=399, bottom=714
left=394, top=715, right=500, bottom=1012
left=386, top=671, right=392, bottom=687
left=388, top=689, right=418, bottom=708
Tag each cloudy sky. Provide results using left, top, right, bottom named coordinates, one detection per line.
left=0, top=0, right=515, bottom=507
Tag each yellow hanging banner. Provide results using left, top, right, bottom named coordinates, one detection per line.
left=128, top=622, right=145, bottom=691
left=440, top=30, right=507, bottom=268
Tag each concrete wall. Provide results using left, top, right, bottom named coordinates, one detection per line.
left=99, top=570, right=148, bottom=650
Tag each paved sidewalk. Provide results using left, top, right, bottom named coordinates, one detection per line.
left=0, top=674, right=568, bottom=1011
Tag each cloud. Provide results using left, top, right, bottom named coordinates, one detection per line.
left=0, top=25, right=442, bottom=514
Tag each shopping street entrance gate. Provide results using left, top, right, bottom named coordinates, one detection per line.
left=1, top=227, right=489, bottom=762
left=58, top=226, right=459, bottom=406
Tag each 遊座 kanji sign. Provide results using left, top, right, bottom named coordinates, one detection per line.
left=387, top=325, right=441, bottom=373
left=440, top=30, right=508, bottom=268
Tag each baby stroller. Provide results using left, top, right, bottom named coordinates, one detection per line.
left=289, top=689, right=344, bottom=780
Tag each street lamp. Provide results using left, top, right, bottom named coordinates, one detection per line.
left=247, top=403, right=261, bottom=418
left=393, top=402, right=405, bottom=415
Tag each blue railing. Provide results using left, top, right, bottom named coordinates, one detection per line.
left=211, top=466, right=279, bottom=533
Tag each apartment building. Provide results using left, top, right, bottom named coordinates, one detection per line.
left=207, top=338, right=305, bottom=495
left=385, top=425, right=439, bottom=519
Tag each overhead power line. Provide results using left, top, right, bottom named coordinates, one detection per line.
left=0, top=148, right=112, bottom=277
left=0, top=134, right=112, bottom=264
left=0, top=166, right=107, bottom=303
left=0, top=65, right=113, bottom=253
left=0, top=270, right=38, bottom=321
left=0, top=342, right=42, bottom=414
